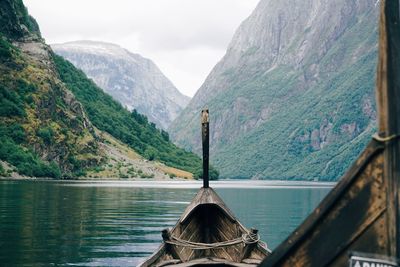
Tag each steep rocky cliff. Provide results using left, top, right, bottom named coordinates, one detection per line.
left=52, top=41, right=190, bottom=129
left=0, top=0, right=102, bottom=177
left=170, top=0, right=379, bottom=180
left=0, top=0, right=201, bottom=178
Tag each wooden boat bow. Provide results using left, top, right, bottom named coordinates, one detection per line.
left=139, top=110, right=270, bottom=267
left=138, top=187, right=270, bottom=267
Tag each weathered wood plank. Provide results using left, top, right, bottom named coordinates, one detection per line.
left=259, top=141, right=385, bottom=266
left=167, top=257, right=258, bottom=267
left=162, top=229, right=183, bottom=262
left=287, top=154, right=385, bottom=266
left=375, top=0, right=400, bottom=258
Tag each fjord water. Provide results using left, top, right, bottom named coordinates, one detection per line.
left=0, top=180, right=332, bottom=266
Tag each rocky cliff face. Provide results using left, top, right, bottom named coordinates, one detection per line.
left=170, top=0, right=379, bottom=180
left=0, top=0, right=41, bottom=40
left=0, top=1, right=200, bottom=179
left=52, top=41, right=190, bottom=129
left=0, top=3, right=102, bottom=177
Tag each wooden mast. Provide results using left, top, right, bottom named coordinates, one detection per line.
left=376, top=0, right=400, bottom=258
left=201, top=109, right=210, bottom=188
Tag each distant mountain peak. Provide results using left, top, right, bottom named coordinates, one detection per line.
left=52, top=40, right=190, bottom=129
left=53, top=41, right=139, bottom=60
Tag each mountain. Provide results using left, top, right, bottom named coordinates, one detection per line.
left=52, top=41, right=190, bottom=129
left=0, top=0, right=202, bottom=179
left=169, top=0, right=379, bottom=181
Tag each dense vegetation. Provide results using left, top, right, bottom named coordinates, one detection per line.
left=193, top=166, right=219, bottom=181
left=0, top=33, right=102, bottom=178
left=54, top=55, right=216, bottom=176
left=209, top=11, right=378, bottom=180
left=0, top=0, right=218, bottom=179
left=0, top=57, right=61, bottom=178
left=170, top=3, right=378, bottom=181
left=212, top=51, right=377, bottom=180
left=0, top=0, right=40, bottom=40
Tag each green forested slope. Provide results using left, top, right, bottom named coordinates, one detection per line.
left=213, top=51, right=377, bottom=180
left=53, top=55, right=207, bottom=175
left=170, top=0, right=378, bottom=181
left=0, top=34, right=99, bottom=178
left=0, top=0, right=207, bottom=178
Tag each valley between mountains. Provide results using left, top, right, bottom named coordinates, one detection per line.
left=0, top=0, right=379, bottom=182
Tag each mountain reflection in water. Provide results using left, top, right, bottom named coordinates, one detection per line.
left=0, top=180, right=332, bottom=266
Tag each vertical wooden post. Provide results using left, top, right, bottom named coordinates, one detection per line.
left=241, top=228, right=259, bottom=260
left=376, top=0, right=400, bottom=258
left=201, top=109, right=210, bottom=188
left=161, top=228, right=181, bottom=261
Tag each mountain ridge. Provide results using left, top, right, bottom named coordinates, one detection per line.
left=0, top=0, right=202, bottom=179
left=170, top=0, right=378, bottom=180
left=52, top=40, right=190, bottom=129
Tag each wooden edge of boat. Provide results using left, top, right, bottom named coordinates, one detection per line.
left=259, top=139, right=386, bottom=266
left=139, top=187, right=270, bottom=267
left=260, top=0, right=400, bottom=265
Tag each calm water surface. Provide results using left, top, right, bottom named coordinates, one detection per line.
left=0, top=180, right=333, bottom=266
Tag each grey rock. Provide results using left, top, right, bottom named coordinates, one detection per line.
left=52, top=41, right=190, bottom=129
left=170, top=0, right=378, bottom=180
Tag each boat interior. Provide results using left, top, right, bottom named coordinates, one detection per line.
left=139, top=188, right=269, bottom=267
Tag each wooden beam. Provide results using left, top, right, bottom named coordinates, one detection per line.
left=162, top=228, right=182, bottom=261
left=375, top=0, right=400, bottom=258
left=201, top=109, right=210, bottom=188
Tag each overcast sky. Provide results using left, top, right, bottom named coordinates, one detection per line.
left=23, top=0, right=259, bottom=97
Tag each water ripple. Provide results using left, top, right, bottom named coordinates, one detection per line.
left=0, top=180, right=331, bottom=266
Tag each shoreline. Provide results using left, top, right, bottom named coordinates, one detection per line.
left=0, top=177, right=336, bottom=189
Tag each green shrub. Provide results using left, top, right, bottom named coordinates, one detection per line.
left=0, top=164, right=5, bottom=176
left=37, top=126, right=54, bottom=145
left=193, top=166, right=219, bottom=180
left=0, top=136, right=61, bottom=178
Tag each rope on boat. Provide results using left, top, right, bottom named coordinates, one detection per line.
left=165, top=231, right=260, bottom=250
left=372, top=133, right=400, bottom=143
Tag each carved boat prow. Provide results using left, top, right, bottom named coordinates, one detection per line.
left=139, top=187, right=270, bottom=267
left=139, top=110, right=270, bottom=267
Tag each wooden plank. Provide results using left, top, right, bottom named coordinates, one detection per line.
left=287, top=155, right=386, bottom=266
left=241, top=229, right=258, bottom=261
left=259, top=141, right=385, bottom=266
left=327, top=213, right=389, bottom=267
left=375, top=0, right=400, bottom=258
left=176, top=215, right=203, bottom=260
left=168, top=257, right=258, bottom=267
left=162, top=229, right=183, bottom=262
left=212, top=221, right=242, bottom=259
left=139, top=245, right=167, bottom=267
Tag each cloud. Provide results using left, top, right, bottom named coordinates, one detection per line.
left=23, top=0, right=259, bottom=96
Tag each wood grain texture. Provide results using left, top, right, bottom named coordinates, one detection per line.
left=139, top=188, right=269, bottom=267
left=259, top=142, right=386, bottom=267
left=376, top=0, right=400, bottom=258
